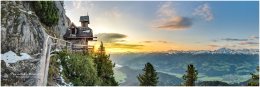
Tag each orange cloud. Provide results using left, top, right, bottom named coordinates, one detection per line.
left=142, top=40, right=169, bottom=44
left=153, top=2, right=192, bottom=30
left=156, top=16, right=192, bottom=30
left=239, top=41, right=259, bottom=45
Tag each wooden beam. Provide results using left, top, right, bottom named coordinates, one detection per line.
left=65, top=36, right=97, bottom=39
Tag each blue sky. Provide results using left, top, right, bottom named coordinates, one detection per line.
left=65, top=1, right=259, bottom=53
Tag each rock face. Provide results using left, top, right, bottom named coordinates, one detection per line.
left=1, top=1, right=70, bottom=54
left=52, top=1, right=71, bottom=38
left=1, top=1, right=71, bottom=86
left=1, top=58, right=40, bottom=86
left=1, top=1, right=45, bottom=54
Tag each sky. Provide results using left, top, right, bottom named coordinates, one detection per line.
left=64, top=1, right=259, bottom=53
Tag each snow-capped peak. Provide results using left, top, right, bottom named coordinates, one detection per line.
left=166, top=48, right=259, bottom=55
left=213, top=48, right=258, bottom=54
left=215, top=48, right=233, bottom=53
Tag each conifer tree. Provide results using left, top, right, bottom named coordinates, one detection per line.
left=94, top=42, right=118, bottom=86
left=183, top=64, right=198, bottom=86
left=137, top=62, right=159, bottom=86
left=247, top=66, right=259, bottom=86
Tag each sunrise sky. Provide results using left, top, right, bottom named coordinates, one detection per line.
left=64, top=1, right=259, bottom=53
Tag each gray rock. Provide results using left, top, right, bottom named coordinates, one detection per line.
left=1, top=1, right=70, bottom=54
left=1, top=59, right=40, bottom=86
left=1, top=1, right=71, bottom=86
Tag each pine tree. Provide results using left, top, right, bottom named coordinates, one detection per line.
left=183, top=64, right=198, bottom=86
left=247, top=66, right=259, bottom=86
left=137, top=62, right=159, bottom=86
left=98, top=41, right=105, bottom=55
left=94, top=42, right=118, bottom=86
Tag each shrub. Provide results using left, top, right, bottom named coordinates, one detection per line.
left=47, top=55, right=60, bottom=85
left=58, top=51, right=101, bottom=86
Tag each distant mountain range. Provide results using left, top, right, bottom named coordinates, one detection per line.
left=111, top=48, right=259, bottom=85
left=166, top=48, right=259, bottom=55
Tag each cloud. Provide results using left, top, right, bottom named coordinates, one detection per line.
left=106, top=43, right=143, bottom=49
left=249, top=35, right=259, bottom=39
left=154, top=2, right=192, bottom=30
left=158, top=40, right=168, bottom=43
left=105, top=7, right=122, bottom=19
left=156, top=17, right=192, bottom=30
left=208, top=45, right=220, bottom=47
left=193, top=3, right=214, bottom=21
left=142, top=40, right=169, bottom=43
left=157, top=2, right=175, bottom=17
left=229, top=45, right=238, bottom=48
left=96, top=33, right=127, bottom=43
left=221, top=38, right=248, bottom=41
left=211, top=40, right=218, bottom=42
left=239, top=41, right=259, bottom=45
left=143, top=41, right=152, bottom=43
left=65, top=1, right=95, bottom=26
left=72, top=1, right=82, bottom=9
left=95, top=33, right=143, bottom=50
left=68, top=1, right=94, bottom=14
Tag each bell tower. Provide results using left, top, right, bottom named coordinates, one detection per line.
left=79, top=15, right=90, bottom=28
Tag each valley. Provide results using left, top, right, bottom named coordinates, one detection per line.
left=111, top=48, right=259, bottom=85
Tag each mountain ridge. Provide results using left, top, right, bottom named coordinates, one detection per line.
left=111, top=48, right=259, bottom=55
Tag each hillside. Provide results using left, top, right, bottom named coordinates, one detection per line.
left=111, top=48, right=259, bottom=84
left=114, top=66, right=182, bottom=86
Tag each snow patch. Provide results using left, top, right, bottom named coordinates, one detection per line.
left=59, top=63, right=73, bottom=86
left=1, top=51, right=32, bottom=64
left=18, top=8, right=33, bottom=15
left=55, top=49, right=61, bottom=52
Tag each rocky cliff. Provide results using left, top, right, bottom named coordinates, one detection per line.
left=1, top=1, right=70, bottom=85
left=1, top=1, right=70, bottom=54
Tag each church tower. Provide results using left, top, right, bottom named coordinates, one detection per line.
left=80, top=15, right=90, bottom=28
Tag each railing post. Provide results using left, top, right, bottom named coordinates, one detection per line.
left=56, top=39, right=59, bottom=50
left=37, top=35, right=73, bottom=86
left=66, top=42, right=69, bottom=51
left=43, top=44, right=52, bottom=85
left=36, top=35, right=49, bottom=86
